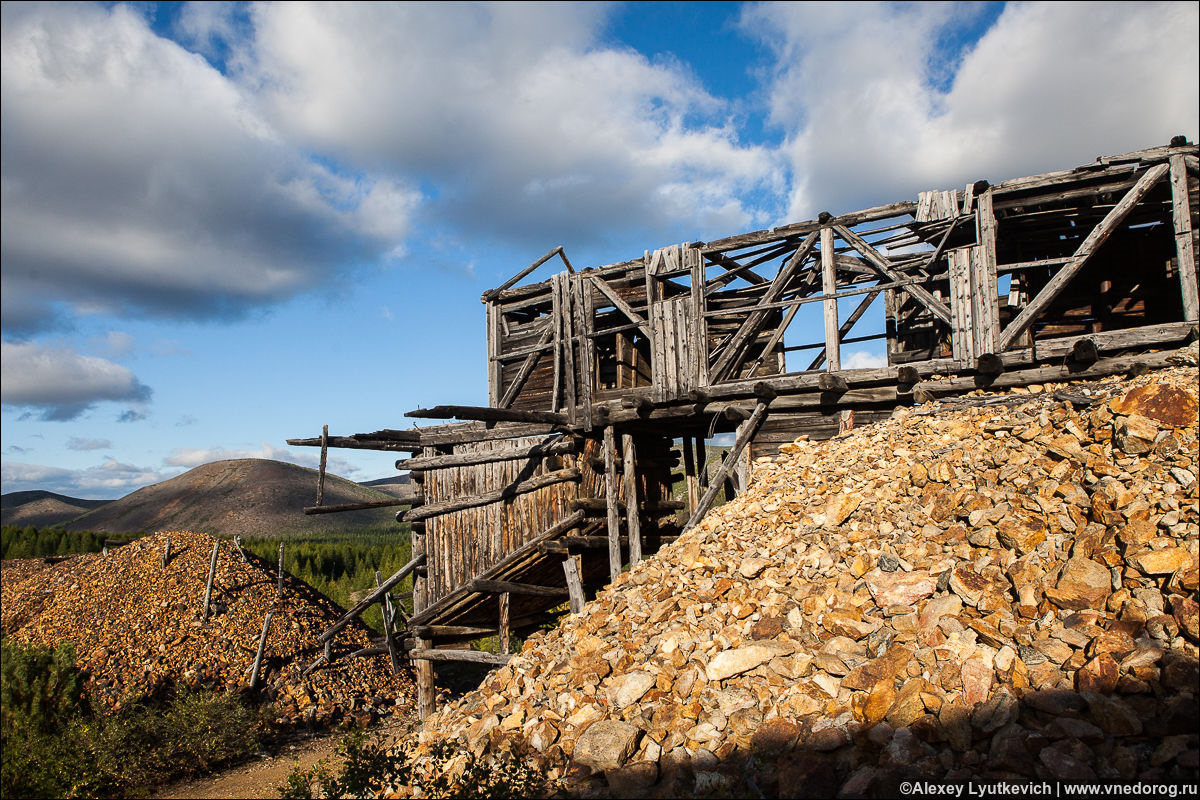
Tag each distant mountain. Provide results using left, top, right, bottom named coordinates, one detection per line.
left=61, top=459, right=407, bottom=539
left=1, top=492, right=111, bottom=528
left=360, top=475, right=411, bottom=497
left=1, top=490, right=112, bottom=510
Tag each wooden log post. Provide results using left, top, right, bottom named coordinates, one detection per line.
left=563, top=557, right=585, bottom=614
left=1169, top=154, right=1198, bottom=322
left=277, top=543, right=285, bottom=598
left=232, top=535, right=249, bottom=563
left=685, top=400, right=771, bottom=530
left=682, top=436, right=699, bottom=515
left=411, top=465, right=435, bottom=719
left=316, top=424, right=328, bottom=506
left=821, top=226, right=841, bottom=371
left=695, top=437, right=708, bottom=489
left=498, top=592, right=511, bottom=655
left=604, top=426, right=621, bottom=582
left=249, top=612, right=274, bottom=690
left=201, top=541, right=219, bottom=623
left=622, top=433, right=643, bottom=567
left=161, top=537, right=172, bottom=569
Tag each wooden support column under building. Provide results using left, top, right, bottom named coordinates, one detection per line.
left=603, top=426, right=621, bottom=582
left=1169, top=154, right=1199, bottom=321
left=972, top=189, right=1000, bottom=355
left=498, top=592, right=511, bottom=655
left=563, top=556, right=585, bottom=613
left=622, top=432, right=642, bottom=567
left=821, top=226, right=841, bottom=371
left=682, top=436, right=699, bottom=515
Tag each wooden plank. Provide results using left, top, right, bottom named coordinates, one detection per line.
left=305, top=493, right=422, bottom=515
left=682, top=436, right=699, bottom=514
left=604, top=426, right=621, bottom=582
left=287, top=435, right=419, bottom=453
left=948, top=248, right=973, bottom=363
left=395, top=437, right=574, bottom=471
left=700, top=200, right=918, bottom=254
left=973, top=190, right=1000, bottom=355
left=551, top=274, right=562, bottom=412
left=406, top=404, right=568, bottom=426
left=685, top=400, right=770, bottom=530
left=409, top=648, right=511, bottom=666
left=821, top=226, right=841, bottom=372
left=487, top=302, right=500, bottom=407
left=482, top=246, right=568, bottom=301
left=622, top=432, right=642, bottom=567
left=472, top=579, right=569, bottom=598
left=833, top=225, right=953, bottom=325
left=998, top=162, right=1170, bottom=350
left=577, top=274, right=595, bottom=429
left=1170, top=154, right=1199, bottom=322
left=499, top=323, right=553, bottom=408
left=562, top=275, right=578, bottom=423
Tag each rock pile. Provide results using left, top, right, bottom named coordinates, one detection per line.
left=402, top=363, right=1198, bottom=796
left=1, top=529, right=415, bottom=728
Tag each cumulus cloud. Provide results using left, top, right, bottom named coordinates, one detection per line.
left=0, top=341, right=152, bottom=421
left=67, top=437, right=113, bottom=451
left=745, top=1, right=1200, bottom=220
left=0, top=2, right=418, bottom=334
left=841, top=350, right=888, bottom=370
left=0, top=459, right=177, bottom=499
left=164, top=441, right=362, bottom=477
left=246, top=2, right=778, bottom=246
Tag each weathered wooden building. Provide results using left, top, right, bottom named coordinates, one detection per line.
left=290, top=140, right=1198, bottom=716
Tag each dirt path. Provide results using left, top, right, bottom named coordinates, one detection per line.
left=152, top=719, right=416, bottom=800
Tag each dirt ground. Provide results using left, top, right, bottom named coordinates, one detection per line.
left=151, top=718, right=416, bottom=800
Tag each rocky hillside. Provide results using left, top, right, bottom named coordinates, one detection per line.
left=1, top=490, right=110, bottom=528
left=63, top=458, right=401, bottom=538
left=402, top=359, right=1199, bottom=797
left=1, top=529, right=414, bottom=728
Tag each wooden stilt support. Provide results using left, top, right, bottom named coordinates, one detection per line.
left=603, top=426, right=621, bottom=582
left=316, top=424, right=328, bottom=506
left=161, top=537, right=171, bottom=569
left=277, top=542, right=285, bottom=598
left=622, top=433, right=642, bottom=567
left=498, top=592, right=511, bottom=655
left=563, top=557, right=585, bottom=614
left=415, top=639, right=435, bottom=719
left=1169, top=154, right=1198, bottom=322
left=683, top=436, right=699, bottom=514
left=376, top=571, right=401, bottom=674
left=821, top=226, right=841, bottom=371
left=685, top=400, right=771, bottom=530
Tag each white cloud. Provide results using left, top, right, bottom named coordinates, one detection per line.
left=841, top=350, right=888, bottom=370
left=245, top=2, right=779, bottom=245
left=1, top=459, right=178, bottom=499
left=164, top=441, right=362, bottom=477
left=0, top=2, right=418, bottom=334
left=745, top=1, right=1200, bottom=220
left=0, top=341, right=151, bottom=421
left=67, top=437, right=113, bottom=451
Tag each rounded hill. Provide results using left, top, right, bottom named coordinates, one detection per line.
left=64, top=458, right=403, bottom=538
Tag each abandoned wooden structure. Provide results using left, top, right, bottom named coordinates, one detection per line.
left=288, top=140, right=1199, bottom=717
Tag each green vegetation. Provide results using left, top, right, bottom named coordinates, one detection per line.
left=0, top=525, right=143, bottom=559
left=280, top=735, right=555, bottom=799
left=242, top=526, right=413, bottom=633
left=1, top=638, right=270, bottom=799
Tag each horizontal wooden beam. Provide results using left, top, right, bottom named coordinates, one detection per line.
left=408, top=648, right=512, bottom=666
left=397, top=468, right=581, bottom=523
left=471, top=579, right=570, bottom=598
left=304, top=492, right=422, bottom=515
left=287, top=435, right=421, bottom=453
left=395, top=437, right=575, bottom=471
left=405, top=405, right=570, bottom=426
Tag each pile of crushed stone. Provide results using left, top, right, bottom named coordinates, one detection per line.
left=1, top=529, right=415, bottom=729
left=398, top=360, right=1198, bottom=797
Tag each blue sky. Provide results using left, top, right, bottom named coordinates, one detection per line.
left=2, top=1, right=1197, bottom=499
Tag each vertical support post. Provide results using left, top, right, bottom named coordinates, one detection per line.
left=316, top=424, right=328, bottom=506
left=232, top=535, right=248, bottom=563
left=622, top=432, right=642, bottom=567
left=201, top=541, right=219, bottom=623
left=161, top=537, right=172, bottom=569
left=1170, top=154, right=1199, bottom=321
left=682, top=436, right=699, bottom=515
left=695, top=437, right=708, bottom=489
left=498, top=592, right=511, bottom=655
left=603, top=426, right=621, bottom=582
left=249, top=612, right=274, bottom=690
left=973, top=190, right=1000, bottom=353
left=277, top=542, right=285, bottom=598
left=487, top=301, right=501, bottom=407
left=563, top=557, right=585, bottom=614
left=820, top=226, right=841, bottom=371
left=412, top=460, right=435, bottom=719
left=735, top=421, right=751, bottom=493
left=722, top=451, right=737, bottom=501
left=551, top=274, right=563, bottom=412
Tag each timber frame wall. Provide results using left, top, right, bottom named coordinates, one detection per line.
left=290, top=140, right=1199, bottom=717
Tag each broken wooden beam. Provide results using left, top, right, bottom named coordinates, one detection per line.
left=685, top=400, right=771, bottom=530
left=304, top=491, right=423, bottom=515
left=408, top=648, right=512, bottom=666
left=405, top=405, right=570, bottom=426
left=470, top=579, right=570, bottom=599
left=318, top=553, right=425, bottom=644
left=394, top=437, right=575, bottom=471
